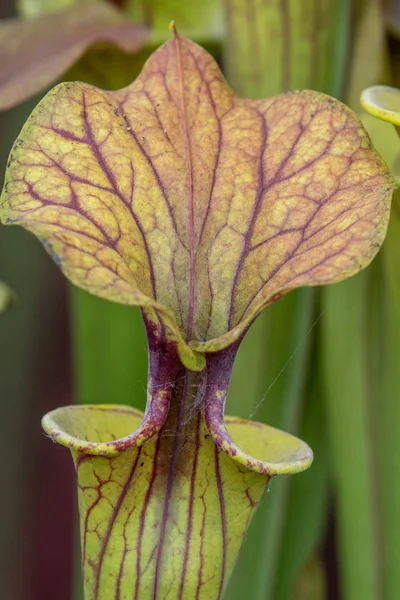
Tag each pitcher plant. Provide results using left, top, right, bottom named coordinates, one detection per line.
left=0, top=29, right=394, bottom=600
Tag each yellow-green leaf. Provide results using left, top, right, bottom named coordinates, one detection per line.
left=0, top=35, right=394, bottom=367
left=361, top=84, right=400, bottom=127
left=0, top=1, right=148, bottom=111
left=42, top=403, right=312, bottom=600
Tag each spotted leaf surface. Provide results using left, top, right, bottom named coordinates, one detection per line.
left=0, top=1, right=148, bottom=110
left=1, top=35, right=394, bottom=362
left=42, top=403, right=312, bottom=600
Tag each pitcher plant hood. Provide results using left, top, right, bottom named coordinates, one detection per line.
left=0, top=34, right=394, bottom=364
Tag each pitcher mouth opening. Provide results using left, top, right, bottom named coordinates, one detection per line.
left=42, top=404, right=313, bottom=476
left=42, top=404, right=156, bottom=456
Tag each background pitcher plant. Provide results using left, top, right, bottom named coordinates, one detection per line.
left=0, top=29, right=394, bottom=600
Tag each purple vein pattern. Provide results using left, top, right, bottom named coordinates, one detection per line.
left=1, top=35, right=393, bottom=352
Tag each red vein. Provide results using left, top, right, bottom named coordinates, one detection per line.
left=188, top=48, right=224, bottom=248
left=152, top=373, right=189, bottom=599
left=214, top=446, right=227, bottom=600
left=135, top=437, right=162, bottom=600
left=227, top=110, right=268, bottom=328
left=195, top=490, right=208, bottom=599
left=237, top=182, right=367, bottom=322
left=81, top=91, right=158, bottom=299
left=120, top=113, right=185, bottom=248
left=178, top=412, right=202, bottom=599
left=93, top=449, right=142, bottom=600
left=173, top=32, right=196, bottom=341
left=115, top=469, right=147, bottom=600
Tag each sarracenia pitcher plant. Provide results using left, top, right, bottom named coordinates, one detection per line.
left=0, top=31, right=394, bottom=600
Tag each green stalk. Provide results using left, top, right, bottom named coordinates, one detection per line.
left=252, top=290, right=316, bottom=600
left=275, top=342, right=330, bottom=600
left=321, top=274, right=380, bottom=600
left=360, top=40, right=400, bottom=599
left=226, top=289, right=315, bottom=600
left=379, top=210, right=400, bottom=600
left=318, top=5, right=390, bottom=599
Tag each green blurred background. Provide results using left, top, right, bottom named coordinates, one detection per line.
left=1, top=1, right=400, bottom=599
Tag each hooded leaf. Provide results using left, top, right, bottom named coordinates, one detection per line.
left=0, top=35, right=394, bottom=366
left=0, top=1, right=149, bottom=111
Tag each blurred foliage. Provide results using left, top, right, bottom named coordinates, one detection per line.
left=0, top=95, right=74, bottom=600
left=18, top=0, right=77, bottom=17
left=0, top=280, right=14, bottom=311
left=1, top=0, right=400, bottom=599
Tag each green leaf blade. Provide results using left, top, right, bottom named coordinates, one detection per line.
left=321, top=274, right=380, bottom=600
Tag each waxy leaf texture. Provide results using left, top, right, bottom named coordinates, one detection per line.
left=42, top=403, right=311, bottom=600
left=0, top=1, right=148, bottom=110
left=0, top=35, right=394, bottom=365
